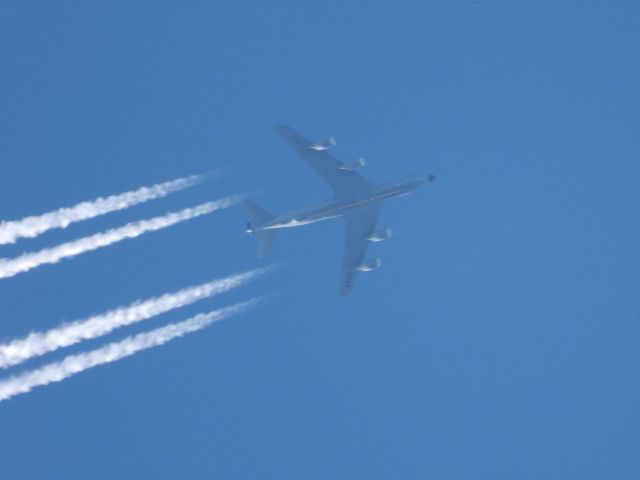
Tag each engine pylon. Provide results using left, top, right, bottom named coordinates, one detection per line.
left=354, top=257, right=382, bottom=272
left=366, top=228, right=392, bottom=242
left=307, top=137, right=336, bottom=151
left=338, top=158, right=366, bottom=171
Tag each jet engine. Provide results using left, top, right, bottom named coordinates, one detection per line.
left=354, top=257, right=382, bottom=272
left=338, top=157, right=366, bottom=171
left=307, top=137, right=336, bottom=151
left=245, top=222, right=255, bottom=235
left=366, top=228, right=392, bottom=242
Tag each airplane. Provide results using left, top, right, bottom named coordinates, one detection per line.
left=241, top=125, right=436, bottom=295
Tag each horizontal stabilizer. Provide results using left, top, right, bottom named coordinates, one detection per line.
left=240, top=200, right=274, bottom=226
left=255, top=230, right=276, bottom=257
left=240, top=200, right=276, bottom=257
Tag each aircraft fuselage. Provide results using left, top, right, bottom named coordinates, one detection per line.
left=261, top=174, right=435, bottom=230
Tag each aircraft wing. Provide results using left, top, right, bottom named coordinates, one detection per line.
left=276, top=125, right=374, bottom=197
left=339, top=203, right=382, bottom=295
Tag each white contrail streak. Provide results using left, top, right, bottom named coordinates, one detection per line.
left=0, top=299, right=258, bottom=402
left=0, top=268, right=268, bottom=369
left=0, top=174, right=205, bottom=245
left=0, top=198, right=236, bottom=280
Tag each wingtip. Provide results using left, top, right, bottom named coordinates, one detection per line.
left=338, top=284, right=352, bottom=296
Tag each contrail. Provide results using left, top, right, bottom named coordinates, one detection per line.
left=0, top=268, right=269, bottom=369
left=0, top=299, right=258, bottom=402
left=0, top=174, right=205, bottom=245
left=0, top=198, right=237, bottom=280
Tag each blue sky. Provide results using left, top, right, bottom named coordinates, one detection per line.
left=1, top=1, right=638, bottom=478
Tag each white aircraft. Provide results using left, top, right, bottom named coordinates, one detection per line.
left=241, top=125, right=436, bottom=295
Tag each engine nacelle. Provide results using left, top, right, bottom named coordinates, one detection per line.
left=245, top=222, right=255, bottom=235
left=354, top=257, right=382, bottom=272
left=338, top=157, right=366, bottom=171
left=366, top=228, right=392, bottom=242
left=307, top=137, right=336, bottom=151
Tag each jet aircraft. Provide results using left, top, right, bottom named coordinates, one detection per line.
left=241, top=125, right=435, bottom=295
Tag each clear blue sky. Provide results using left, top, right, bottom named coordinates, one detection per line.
left=1, top=1, right=638, bottom=479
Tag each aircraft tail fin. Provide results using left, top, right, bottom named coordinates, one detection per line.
left=240, top=200, right=276, bottom=257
